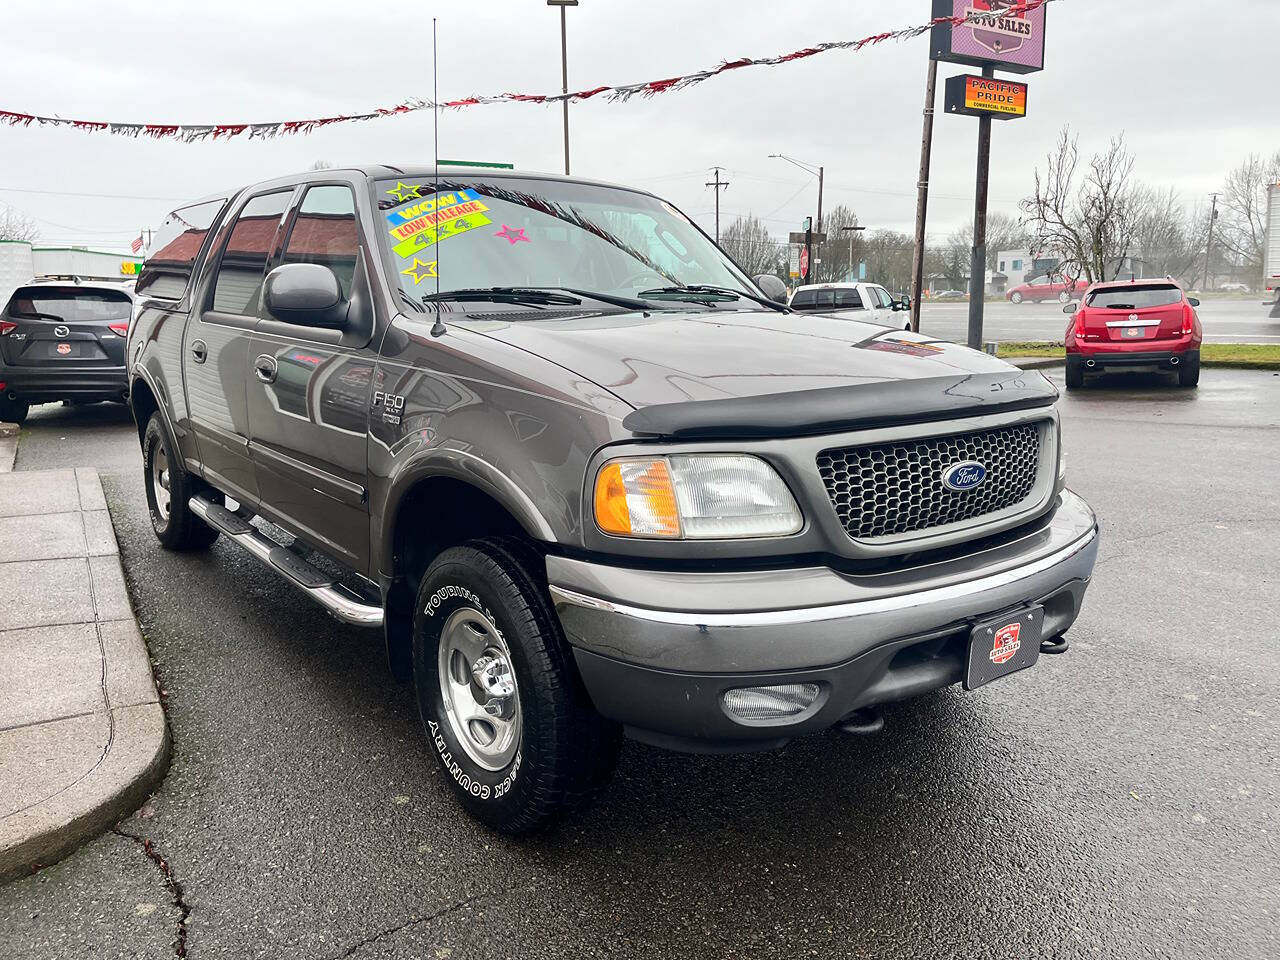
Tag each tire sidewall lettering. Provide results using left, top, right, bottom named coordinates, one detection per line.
left=424, top=578, right=522, bottom=804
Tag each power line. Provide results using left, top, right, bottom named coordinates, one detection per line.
left=0, top=185, right=188, bottom=202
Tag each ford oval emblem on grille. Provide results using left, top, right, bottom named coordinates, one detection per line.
left=942, top=461, right=987, bottom=492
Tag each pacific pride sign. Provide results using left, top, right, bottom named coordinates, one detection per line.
left=944, top=74, right=1029, bottom=120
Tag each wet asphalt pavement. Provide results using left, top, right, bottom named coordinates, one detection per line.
left=1, top=370, right=1278, bottom=959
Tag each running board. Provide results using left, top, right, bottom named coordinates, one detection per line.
left=189, top=495, right=384, bottom=628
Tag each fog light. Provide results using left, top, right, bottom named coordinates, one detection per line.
left=722, top=683, right=821, bottom=723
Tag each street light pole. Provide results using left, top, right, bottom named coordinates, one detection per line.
left=770, top=153, right=824, bottom=280
left=548, top=0, right=578, bottom=176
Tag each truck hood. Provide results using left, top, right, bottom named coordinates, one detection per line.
left=466, top=309, right=1057, bottom=439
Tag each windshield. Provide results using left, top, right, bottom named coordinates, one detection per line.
left=1086, top=285, right=1182, bottom=309
left=375, top=176, right=755, bottom=309
left=5, top=286, right=131, bottom=321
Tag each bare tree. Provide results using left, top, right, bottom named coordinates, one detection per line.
left=860, top=230, right=915, bottom=292
left=1020, top=127, right=1144, bottom=283
left=309, top=159, right=335, bottom=170
left=0, top=204, right=39, bottom=243
left=1215, top=152, right=1280, bottom=281
left=719, top=214, right=782, bottom=279
left=947, top=211, right=1028, bottom=273
left=1132, top=186, right=1205, bottom=284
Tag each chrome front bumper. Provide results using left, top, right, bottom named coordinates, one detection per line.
left=547, top=491, right=1098, bottom=750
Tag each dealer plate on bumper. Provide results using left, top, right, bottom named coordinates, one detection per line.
left=964, top=605, right=1043, bottom=691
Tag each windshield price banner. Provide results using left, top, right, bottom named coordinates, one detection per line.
left=944, top=74, right=1028, bottom=120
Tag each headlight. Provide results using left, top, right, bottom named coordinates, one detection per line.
left=593, top=455, right=802, bottom=539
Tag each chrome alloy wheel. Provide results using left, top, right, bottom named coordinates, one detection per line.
left=437, top=607, right=521, bottom=771
left=152, top=444, right=172, bottom=521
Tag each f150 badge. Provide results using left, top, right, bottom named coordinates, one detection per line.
left=372, top=391, right=405, bottom=425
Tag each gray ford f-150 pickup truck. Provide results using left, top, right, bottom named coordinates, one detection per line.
left=128, top=165, right=1098, bottom=832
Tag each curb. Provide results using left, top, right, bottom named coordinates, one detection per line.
left=1008, top=357, right=1065, bottom=370
left=1005, top=356, right=1280, bottom=372
left=0, top=469, right=171, bottom=884
left=0, top=422, right=17, bottom=473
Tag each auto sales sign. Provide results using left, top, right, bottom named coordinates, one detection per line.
left=930, top=0, right=1047, bottom=74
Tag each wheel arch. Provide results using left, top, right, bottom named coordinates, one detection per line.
left=380, top=469, right=555, bottom=682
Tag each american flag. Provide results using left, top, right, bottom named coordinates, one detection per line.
left=130, top=234, right=144, bottom=254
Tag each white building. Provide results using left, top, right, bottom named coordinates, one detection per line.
left=0, top=241, right=143, bottom=306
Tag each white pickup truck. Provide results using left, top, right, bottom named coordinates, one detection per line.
left=788, top=282, right=912, bottom=329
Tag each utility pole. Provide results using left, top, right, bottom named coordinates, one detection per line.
left=547, top=0, right=578, bottom=175
left=1202, top=192, right=1219, bottom=291
left=705, top=167, right=730, bottom=243
left=966, top=66, right=995, bottom=351
left=909, top=57, right=938, bottom=334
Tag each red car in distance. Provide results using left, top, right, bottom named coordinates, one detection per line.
left=1064, top=279, right=1203, bottom=389
left=1007, top=274, right=1088, bottom=304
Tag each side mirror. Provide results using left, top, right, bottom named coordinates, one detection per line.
left=1188, top=297, right=1200, bottom=307
left=754, top=274, right=789, bottom=304
left=1062, top=301, right=1078, bottom=314
left=264, top=263, right=348, bottom=328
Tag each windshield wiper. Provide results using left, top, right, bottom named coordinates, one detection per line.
left=639, top=284, right=789, bottom=313
left=422, top=287, right=582, bottom=307
left=420, top=287, right=654, bottom=311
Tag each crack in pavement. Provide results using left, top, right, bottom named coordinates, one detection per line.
left=113, top=826, right=191, bottom=958
left=323, top=892, right=488, bottom=960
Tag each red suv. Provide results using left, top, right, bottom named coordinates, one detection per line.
left=1064, top=279, right=1202, bottom=389
left=1007, top=275, right=1087, bottom=304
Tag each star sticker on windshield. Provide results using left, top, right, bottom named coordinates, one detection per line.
left=386, top=181, right=421, bottom=202
left=494, top=225, right=531, bottom=245
left=401, top=257, right=438, bottom=285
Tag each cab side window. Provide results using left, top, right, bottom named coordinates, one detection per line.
left=212, top=191, right=292, bottom=315
left=280, top=186, right=360, bottom=298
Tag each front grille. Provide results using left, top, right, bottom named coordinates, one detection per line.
left=817, top=422, right=1044, bottom=539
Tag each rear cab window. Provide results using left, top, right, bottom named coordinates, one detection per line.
left=136, top=198, right=228, bottom=302
left=1085, top=285, right=1183, bottom=309
left=834, top=288, right=863, bottom=309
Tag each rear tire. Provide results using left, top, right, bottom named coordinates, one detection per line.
left=1177, top=356, right=1200, bottom=388
left=1065, top=358, right=1085, bottom=389
left=143, top=413, right=219, bottom=551
left=0, top=396, right=29, bottom=425
left=1058, top=291, right=1071, bottom=304
left=412, top=536, right=621, bottom=833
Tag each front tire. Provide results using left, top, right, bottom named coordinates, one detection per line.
left=1177, top=356, right=1200, bottom=388
left=1010, top=292, right=1023, bottom=304
left=412, top=537, right=620, bottom=833
left=143, top=413, right=219, bottom=551
left=0, top=396, right=29, bottom=425
left=1058, top=291, right=1071, bottom=304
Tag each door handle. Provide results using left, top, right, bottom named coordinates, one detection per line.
left=190, top=339, right=207, bottom=364
left=254, top=354, right=278, bottom=384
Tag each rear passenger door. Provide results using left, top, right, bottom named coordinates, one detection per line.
left=245, top=183, right=376, bottom=570
left=184, top=189, right=294, bottom=504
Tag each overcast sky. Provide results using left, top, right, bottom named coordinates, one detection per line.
left=2, top=0, right=1276, bottom=254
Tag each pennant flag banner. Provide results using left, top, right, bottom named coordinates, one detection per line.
left=0, top=1, right=1054, bottom=144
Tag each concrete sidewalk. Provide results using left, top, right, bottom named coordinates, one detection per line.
left=0, top=423, right=17, bottom=472
left=0, top=468, right=169, bottom=883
